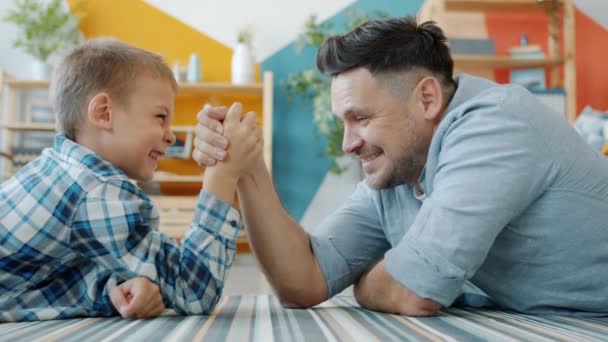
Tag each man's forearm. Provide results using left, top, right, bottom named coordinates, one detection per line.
left=354, top=261, right=441, bottom=316
left=237, top=158, right=328, bottom=307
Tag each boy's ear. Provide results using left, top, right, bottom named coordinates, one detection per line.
left=414, top=76, right=443, bottom=123
left=87, top=92, right=113, bottom=130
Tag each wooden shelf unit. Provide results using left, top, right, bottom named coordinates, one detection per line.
left=1, top=72, right=274, bottom=177
left=422, top=0, right=576, bottom=122
left=1, top=72, right=274, bottom=254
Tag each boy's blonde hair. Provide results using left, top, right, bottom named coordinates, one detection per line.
left=51, top=38, right=177, bottom=140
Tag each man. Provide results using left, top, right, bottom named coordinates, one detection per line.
left=193, top=16, right=608, bottom=316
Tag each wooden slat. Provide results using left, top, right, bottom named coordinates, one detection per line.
left=444, top=0, right=563, bottom=12
left=6, top=79, right=263, bottom=95
left=453, top=55, right=563, bottom=69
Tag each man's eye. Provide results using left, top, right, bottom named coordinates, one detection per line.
left=157, top=114, right=167, bottom=121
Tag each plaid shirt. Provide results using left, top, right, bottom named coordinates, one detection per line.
left=0, top=135, right=241, bottom=321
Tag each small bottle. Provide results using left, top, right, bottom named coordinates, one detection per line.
left=187, top=54, right=201, bottom=83
left=520, top=33, right=528, bottom=46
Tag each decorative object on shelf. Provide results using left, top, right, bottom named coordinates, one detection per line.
left=165, top=132, right=193, bottom=160
left=2, top=0, right=85, bottom=80
left=574, top=106, right=608, bottom=151
left=283, top=10, right=387, bottom=174
left=508, top=34, right=546, bottom=90
left=10, top=146, right=43, bottom=169
left=26, top=102, right=55, bottom=124
left=231, top=25, right=255, bottom=84
left=448, top=38, right=495, bottom=55
left=186, top=53, right=202, bottom=82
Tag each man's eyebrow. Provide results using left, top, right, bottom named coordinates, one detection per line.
left=343, top=107, right=368, bottom=118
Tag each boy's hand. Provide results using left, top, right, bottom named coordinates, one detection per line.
left=109, top=277, right=165, bottom=319
left=207, top=102, right=262, bottom=181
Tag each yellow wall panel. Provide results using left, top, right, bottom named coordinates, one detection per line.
left=69, top=0, right=231, bottom=82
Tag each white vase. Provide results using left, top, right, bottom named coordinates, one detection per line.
left=231, top=43, right=254, bottom=84
left=32, top=60, right=52, bottom=80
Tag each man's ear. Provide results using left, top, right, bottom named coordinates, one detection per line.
left=415, top=76, right=443, bottom=123
left=87, top=92, right=113, bottom=130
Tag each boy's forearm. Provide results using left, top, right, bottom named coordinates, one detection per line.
left=202, top=169, right=238, bottom=205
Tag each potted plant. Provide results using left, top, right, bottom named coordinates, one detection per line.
left=283, top=10, right=388, bottom=174
left=3, top=0, right=85, bottom=80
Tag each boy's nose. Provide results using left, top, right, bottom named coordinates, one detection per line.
left=166, top=129, right=177, bottom=145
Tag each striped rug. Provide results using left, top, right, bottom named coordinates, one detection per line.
left=1, top=295, right=607, bottom=341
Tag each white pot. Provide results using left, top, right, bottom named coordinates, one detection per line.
left=32, top=60, right=52, bottom=80
left=231, top=43, right=254, bottom=84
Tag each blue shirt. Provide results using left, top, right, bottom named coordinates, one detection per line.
left=310, top=75, right=608, bottom=315
left=0, top=135, right=241, bottom=321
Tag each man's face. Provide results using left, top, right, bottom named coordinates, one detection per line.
left=331, top=68, right=431, bottom=189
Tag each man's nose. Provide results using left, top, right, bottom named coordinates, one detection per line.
left=342, top=128, right=362, bottom=154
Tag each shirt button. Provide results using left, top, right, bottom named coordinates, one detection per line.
left=229, top=220, right=237, bottom=227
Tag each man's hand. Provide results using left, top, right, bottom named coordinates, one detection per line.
left=192, top=104, right=229, bottom=167
left=109, top=277, right=165, bottom=319
left=204, top=102, right=262, bottom=180
left=354, top=261, right=441, bottom=316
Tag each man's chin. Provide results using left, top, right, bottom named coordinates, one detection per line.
left=364, top=175, right=383, bottom=189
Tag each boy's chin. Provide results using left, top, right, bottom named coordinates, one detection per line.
left=129, top=172, right=154, bottom=183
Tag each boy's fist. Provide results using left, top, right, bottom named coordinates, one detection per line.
left=109, top=277, right=165, bottom=319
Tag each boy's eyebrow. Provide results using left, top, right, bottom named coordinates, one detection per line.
left=154, top=105, right=170, bottom=113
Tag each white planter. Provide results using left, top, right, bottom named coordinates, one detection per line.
left=32, top=60, right=52, bottom=80
left=231, top=43, right=254, bottom=84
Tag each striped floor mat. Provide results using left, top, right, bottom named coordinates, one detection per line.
left=1, top=295, right=607, bottom=341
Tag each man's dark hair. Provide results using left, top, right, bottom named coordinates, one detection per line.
left=316, top=16, right=455, bottom=88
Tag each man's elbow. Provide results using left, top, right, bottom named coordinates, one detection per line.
left=275, top=286, right=326, bottom=309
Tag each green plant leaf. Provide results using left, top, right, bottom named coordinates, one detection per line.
left=2, top=0, right=85, bottom=62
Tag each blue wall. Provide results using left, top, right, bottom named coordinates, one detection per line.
left=261, top=0, right=424, bottom=219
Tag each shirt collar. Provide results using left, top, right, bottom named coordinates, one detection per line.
left=53, top=135, right=129, bottom=179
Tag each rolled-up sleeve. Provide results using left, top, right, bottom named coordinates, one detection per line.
left=385, top=95, right=552, bottom=306
left=308, top=183, right=390, bottom=297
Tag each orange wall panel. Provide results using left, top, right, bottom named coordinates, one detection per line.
left=486, top=8, right=608, bottom=115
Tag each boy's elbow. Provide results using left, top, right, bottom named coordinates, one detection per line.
left=173, top=279, right=224, bottom=315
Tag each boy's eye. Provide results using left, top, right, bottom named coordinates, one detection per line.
left=157, top=114, right=167, bottom=121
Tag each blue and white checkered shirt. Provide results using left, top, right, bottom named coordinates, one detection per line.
left=0, top=135, right=241, bottom=321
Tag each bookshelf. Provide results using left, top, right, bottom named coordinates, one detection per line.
left=421, top=0, right=576, bottom=122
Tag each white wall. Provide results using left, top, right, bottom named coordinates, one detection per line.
left=143, top=0, right=354, bottom=61
left=575, top=0, right=608, bottom=30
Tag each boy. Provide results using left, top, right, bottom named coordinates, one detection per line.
left=0, top=39, right=262, bottom=321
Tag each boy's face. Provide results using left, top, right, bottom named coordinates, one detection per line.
left=109, top=75, right=176, bottom=182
